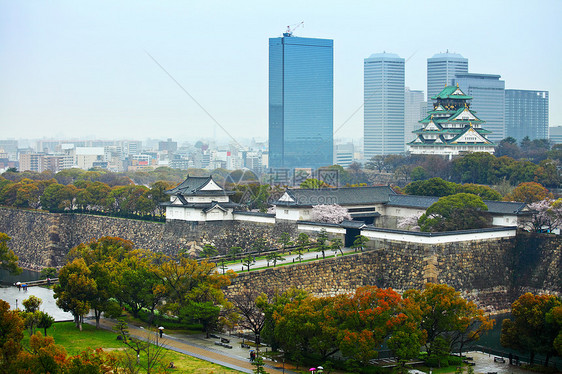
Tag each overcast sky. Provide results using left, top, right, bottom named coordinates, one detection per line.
left=1, top=0, right=560, bottom=143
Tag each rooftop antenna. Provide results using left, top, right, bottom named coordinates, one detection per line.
left=284, top=21, right=304, bottom=37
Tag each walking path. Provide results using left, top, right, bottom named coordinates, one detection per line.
left=87, top=318, right=298, bottom=374
left=226, top=246, right=359, bottom=273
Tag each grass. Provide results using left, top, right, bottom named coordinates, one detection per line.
left=23, top=322, right=242, bottom=373
left=24, top=322, right=123, bottom=355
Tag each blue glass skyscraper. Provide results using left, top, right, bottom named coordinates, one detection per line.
left=269, top=34, right=333, bottom=169
left=505, top=89, right=549, bottom=141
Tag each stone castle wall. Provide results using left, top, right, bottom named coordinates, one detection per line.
left=0, top=208, right=297, bottom=269
left=0, top=207, right=560, bottom=311
left=227, top=234, right=561, bottom=312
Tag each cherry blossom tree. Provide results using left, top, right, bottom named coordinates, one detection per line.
left=310, top=204, right=351, bottom=224
left=523, top=198, right=562, bottom=232
left=397, top=212, right=423, bottom=231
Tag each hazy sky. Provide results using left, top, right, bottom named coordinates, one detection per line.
left=1, top=0, right=561, bottom=143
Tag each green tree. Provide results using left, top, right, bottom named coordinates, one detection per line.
left=53, top=258, right=96, bottom=331
left=452, top=152, right=496, bottom=184
left=113, top=249, right=165, bottom=321
left=278, top=232, right=293, bottom=253
left=67, top=237, right=132, bottom=328
left=496, top=137, right=521, bottom=159
left=404, top=283, right=489, bottom=357
left=300, top=178, right=330, bottom=189
left=546, top=305, right=562, bottom=356
left=266, top=252, right=285, bottom=267
left=410, top=166, right=428, bottom=181
left=456, top=183, right=502, bottom=200
left=228, top=246, right=243, bottom=261
left=330, top=238, right=343, bottom=256
left=40, top=183, right=66, bottom=211
left=404, top=177, right=457, bottom=197
left=242, top=254, right=255, bottom=272
left=251, top=238, right=268, bottom=254
left=315, top=229, right=329, bottom=258
left=36, top=312, right=55, bottom=337
left=418, top=193, right=490, bottom=232
left=0, top=233, right=21, bottom=275
left=200, top=243, right=218, bottom=258
left=22, top=295, right=42, bottom=313
left=156, top=255, right=236, bottom=337
left=149, top=181, right=174, bottom=215
left=295, top=233, right=310, bottom=262
left=501, top=292, right=561, bottom=366
left=39, top=267, right=58, bottom=279
left=351, top=235, right=369, bottom=252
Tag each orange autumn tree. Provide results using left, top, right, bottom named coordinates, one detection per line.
left=335, top=286, right=413, bottom=365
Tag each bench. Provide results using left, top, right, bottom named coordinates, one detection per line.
left=214, top=341, right=233, bottom=349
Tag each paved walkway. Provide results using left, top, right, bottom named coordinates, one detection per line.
left=88, top=318, right=297, bottom=374
left=226, top=246, right=360, bottom=273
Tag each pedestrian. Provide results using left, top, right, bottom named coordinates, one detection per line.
left=47, top=278, right=51, bottom=286
left=16, top=282, right=21, bottom=291
left=159, top=326, right=164, bottom=338
left=250, top=351, right=255, bottom=362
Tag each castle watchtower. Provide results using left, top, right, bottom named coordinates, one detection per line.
left=162, top=175, right=238, bottom=222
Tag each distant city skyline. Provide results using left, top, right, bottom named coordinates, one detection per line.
left=1, top=1, right=560, bottom=142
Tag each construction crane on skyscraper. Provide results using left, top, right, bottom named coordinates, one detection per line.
left=284, top=21, right=304, bottom=37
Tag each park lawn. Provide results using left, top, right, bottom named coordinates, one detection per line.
left=163, top=350, right=242, bottom=373
left=415, top=364, right=468, bottom=374
left=24, top=322, right=242, bottom=373
left=24, top=321, right=123, bottom=355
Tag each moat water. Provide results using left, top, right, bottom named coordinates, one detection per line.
left=0, top=268, right=73, bottom=321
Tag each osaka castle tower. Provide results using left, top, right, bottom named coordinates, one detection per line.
left=408, top=85, right=495, bottom=158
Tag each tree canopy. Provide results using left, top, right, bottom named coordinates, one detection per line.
left=0, top=233, right=21, bottom=275
left=501, top=292, right=562, bottom=366
left=418, top=193, right=490, bottom=232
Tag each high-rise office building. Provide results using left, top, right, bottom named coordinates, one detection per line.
left=0, top=140, right=18, bottom=161
left=505, top=90, right=549, bottom=142
left=549, top=126, right=562, bottom=144
left=427, top=52, right=468, bottom=111
left=268, top=33, right=333, bottom=169
left=363, top=53, right=405, bottom=159
left=454, top=73, right=505, bottom=142
left=405, top=87, right=426, bottom=143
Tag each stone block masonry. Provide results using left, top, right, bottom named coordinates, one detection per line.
left=0, top=208, right=560, bottom=311
left=0, top=208, right=296, bottom=269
